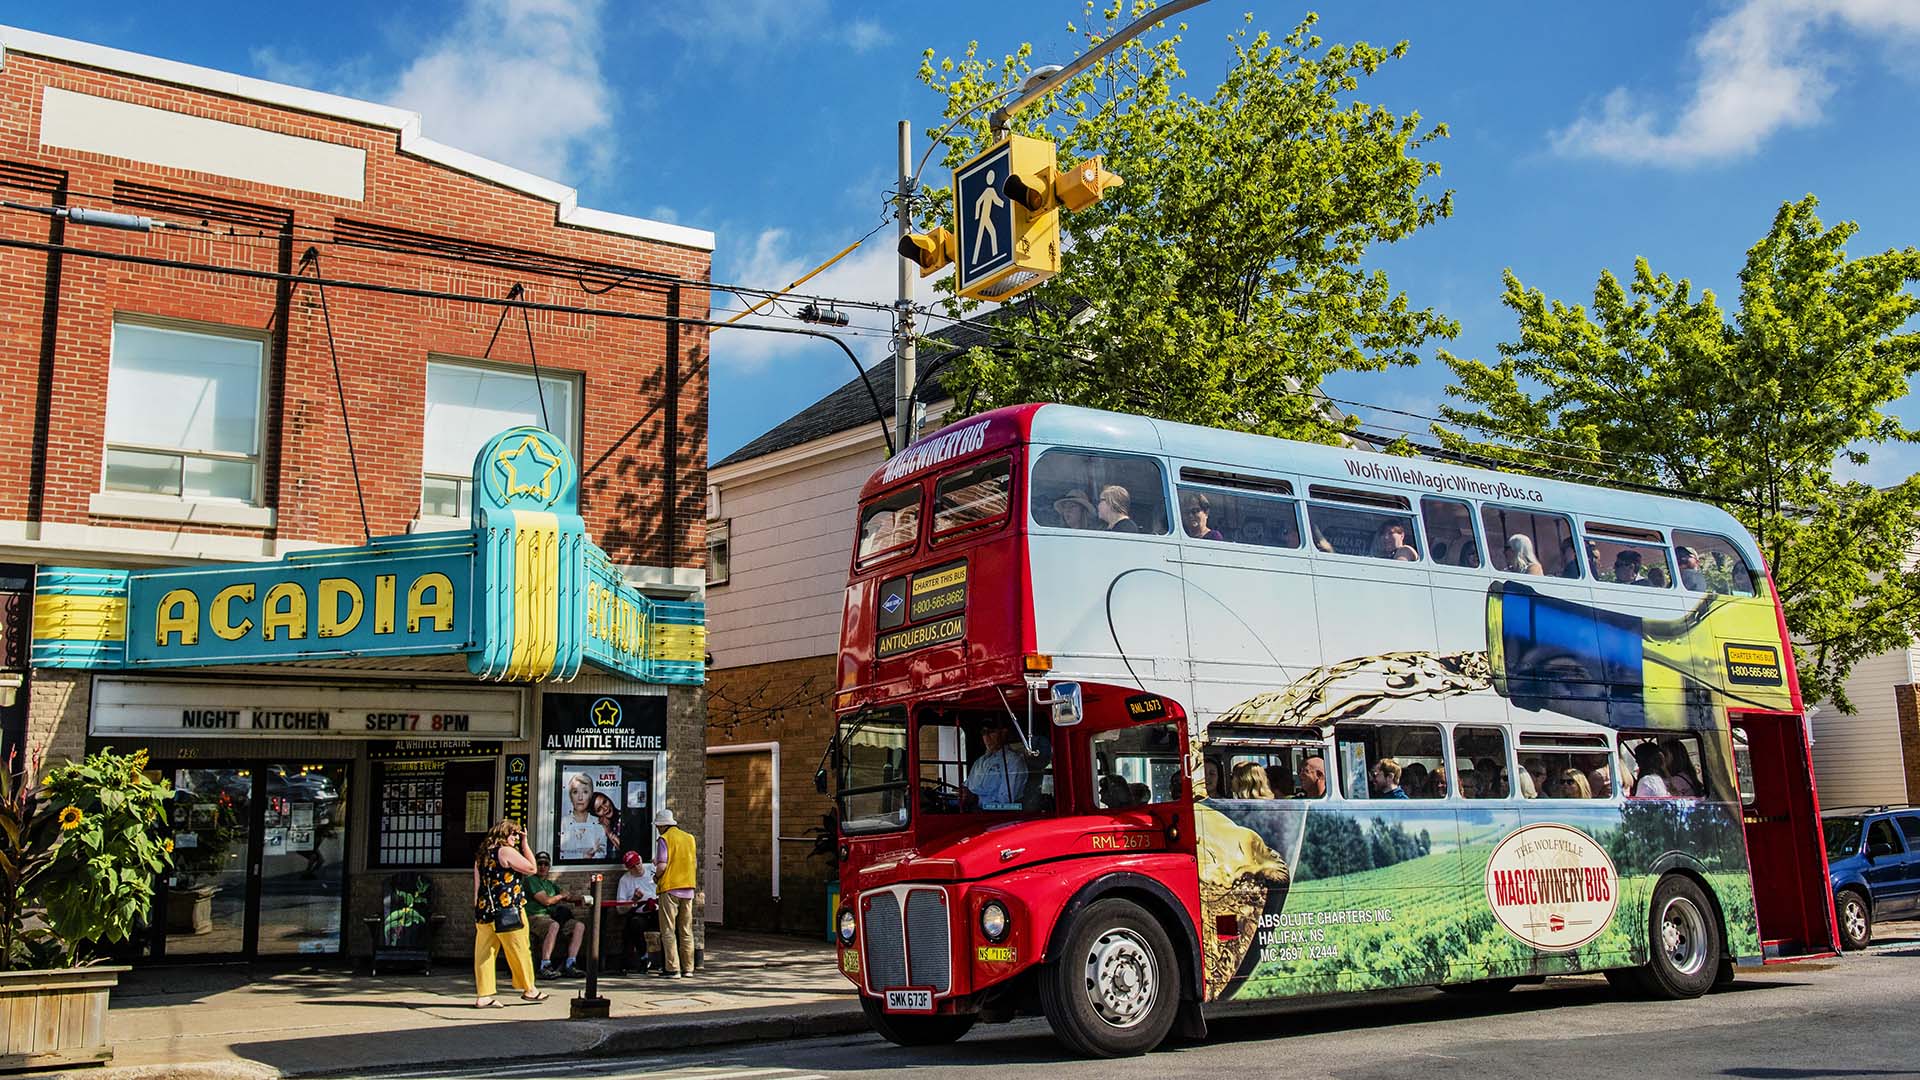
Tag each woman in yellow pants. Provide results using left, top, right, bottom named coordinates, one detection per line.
left=473, top=820, right=546, bottom=1007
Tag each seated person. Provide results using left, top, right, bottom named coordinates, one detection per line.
left=526, top=852, right=587, bottom=979
left=1298, top=755, right=1328, bottom=798
left=1612, top=550, right=1646, bottom=585
left=1229, top=761, right=1273, bottom=798
left=1374, top=521, right=1419, bottom=561
left=1402, top=762, right=1430, bottom=797
left=1097, top=485, right=1141, bottom=533
left=1558, top=538, right=1583, bottom=578
left=1264, top=763, right=1294, bottom=798
left=1182, top=493, right=1224, bottom=540
left=1457, top=769, right=1480, bottom=798
left=1241, top=518, right=1271, bottom=546
left=1369, top=758, right=1409, bottom=799
left=965, top=716, right=1028, bottom=810
left=1053, top=489, right=1098, bottom=531
left=615, top=850, right=661, bottom=973
left=1128, top=782, right=1151, bottom=805
left=1457, top=540, right=1479, bottom=567
left=1099, top=774, right=1137, bottom=808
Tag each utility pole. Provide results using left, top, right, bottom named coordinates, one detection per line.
left=892, top=120, right=918, bottom=456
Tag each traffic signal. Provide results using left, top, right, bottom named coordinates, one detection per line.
left=950, top=136, right=1125, bottom=302
left=898, top=226, right=956, bottom=277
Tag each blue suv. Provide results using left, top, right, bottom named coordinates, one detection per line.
left=1824, top=806, right=1920, bottom=950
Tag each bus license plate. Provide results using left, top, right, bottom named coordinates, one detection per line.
left=885, top=989, right=934, bottom=1013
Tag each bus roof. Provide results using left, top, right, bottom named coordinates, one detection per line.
left=863, top=402, right=1753, bottom=552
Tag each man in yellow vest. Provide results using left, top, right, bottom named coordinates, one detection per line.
left=652, top=807, right=698, bottom=978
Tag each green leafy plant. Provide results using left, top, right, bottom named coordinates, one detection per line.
left=384, top=880, right=430, bottom=945
left=0, top=745, right=60, bottom=971
left=30, top=748, right=174, bottom=966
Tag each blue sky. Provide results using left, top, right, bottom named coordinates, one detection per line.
left=21, top=1, right=1920, bottom=478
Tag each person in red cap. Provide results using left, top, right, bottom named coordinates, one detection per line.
left=614, top=850, right=659, bottom=973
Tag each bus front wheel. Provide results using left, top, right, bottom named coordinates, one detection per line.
left=859, top=996, right=976, bottom=1046
left=1629, top=875, right=1722, bottom=1000
left=1039, top=898, right=1181, bottom=1058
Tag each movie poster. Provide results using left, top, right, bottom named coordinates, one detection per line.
left=554, top=761, right=656, bottom=865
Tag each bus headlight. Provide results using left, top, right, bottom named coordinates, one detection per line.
left=979, top=901, right=1010, bottom=942
left=838, top=909, right=857, bottom=944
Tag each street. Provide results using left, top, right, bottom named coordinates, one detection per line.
left=346, top=947, right=1920, bottom=1080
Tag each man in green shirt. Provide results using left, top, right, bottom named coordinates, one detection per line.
left=526, top=852, right=587, bottom=978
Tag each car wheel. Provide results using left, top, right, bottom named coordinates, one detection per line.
left=1836, top=890, right=1872, bottom=951
left=860, top=996, right=976, bottom=1046
left=1631, top=875, right=1722, bottom=1000
left=1038, top=897, right=1181, bottom=1058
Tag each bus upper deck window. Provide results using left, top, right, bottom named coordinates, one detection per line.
left=1670, top=530, right=1758, bottom=596
left=1421, top=497, right=1481, bottom=568
left=1031, top=449, right=1170, bottom=535
left=1176, top=484, right=1302, bottom=548
left=1585, top=523, right=1674, bottom=588
left=1481, top=505, right=1579, bottom=578
left=858, top=486, right=922, bottom=565
left=932, top=457, right=1011, bottom=539
left=1307, top=503, right=1420, bottom=562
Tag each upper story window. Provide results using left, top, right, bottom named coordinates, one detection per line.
left=103, top=320, right=266, bottom=503
left=422, top=359, right=578, bottom=519
left=1482, top=505, right=1579, bottom=578
left=932, top=457, right=1011, bottom=539
left=1030, top=450, right=1170, bottom=535
left=1306, top=487, right=1419, bottom=562
left=706, top=519, right=730, bottom=587
left=1585, top=523, right=1673, bottom=588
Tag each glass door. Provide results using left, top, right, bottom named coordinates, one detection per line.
left=257, top=763, right=349, bottom=956
left=164, top=767, right=255, bottom=956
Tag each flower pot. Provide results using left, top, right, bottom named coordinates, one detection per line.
left=0, top=966, right=127, bottom=1070
left=165, top=885, right=216, bottom=935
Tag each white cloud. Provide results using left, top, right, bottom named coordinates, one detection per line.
left=254, top=0, right=614, bottom=184
left=844, top=19, right=894, bottom=54
left=711, top=227, right=901, bottom=373
left=649, top=0, right=829, bottom=47
left=1551, top=0, right=1920, bottom=167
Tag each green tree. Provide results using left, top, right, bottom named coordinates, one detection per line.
left=1438, top=196, right=1920, bottom=708
left=916, top=4, right=1455, bottom=442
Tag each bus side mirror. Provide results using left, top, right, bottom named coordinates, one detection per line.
left=814, top=766, right=829, bottom=795
left=1051, top=682, right=1084, bottom=727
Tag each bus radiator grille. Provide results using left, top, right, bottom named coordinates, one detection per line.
left=863, top=892, right=909, bottom=989
left=905, top=889, right=951, bottom=993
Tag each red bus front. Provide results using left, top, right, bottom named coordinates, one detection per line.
left=828, top=406, right=1204, bottom=1054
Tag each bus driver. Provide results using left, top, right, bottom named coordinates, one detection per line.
left=966, top=716, right=1028, bottom=810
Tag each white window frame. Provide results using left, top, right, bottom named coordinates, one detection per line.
left=706, top=518, right=731, bottom=587
left=419, top=356, right=582, bottom=526
left=100, top=315, right=269, bottom=508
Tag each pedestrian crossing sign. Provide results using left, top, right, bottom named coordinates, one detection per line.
left=952, top=135, right=1060, bottom=301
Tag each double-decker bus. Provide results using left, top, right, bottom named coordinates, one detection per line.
left=827, top=404, right=1835, bottom=1057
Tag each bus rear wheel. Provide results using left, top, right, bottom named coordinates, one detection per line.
left=1629, top=875, right=1722, bottom=1000
left=1039, top=898, right=1180, bottom=1058
left=859, top=996, right=976, bottom=1046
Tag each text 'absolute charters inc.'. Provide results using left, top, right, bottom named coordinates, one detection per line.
left=1344, top=459, right=1547, bottom=503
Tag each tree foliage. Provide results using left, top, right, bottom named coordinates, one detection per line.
left=915, top=3, right=1456, bottom=441
left=1438, top=195, right=1920, bottom=708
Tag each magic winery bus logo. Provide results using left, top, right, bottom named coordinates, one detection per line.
left=1483, top=823, right=1618, bottom=952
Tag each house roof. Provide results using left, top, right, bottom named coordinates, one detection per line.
left=714, top=312, right=1009, bottom=469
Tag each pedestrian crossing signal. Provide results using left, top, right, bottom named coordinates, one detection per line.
left=898, top=227, right=956, bottom=277
left=1055, top=156, right=1124, bottom=212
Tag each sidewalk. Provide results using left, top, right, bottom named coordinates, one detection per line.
left=81, top=931, right=863, bottom=1079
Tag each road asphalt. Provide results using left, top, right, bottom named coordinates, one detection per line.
left=323, top=942, right=1920, bottom=1080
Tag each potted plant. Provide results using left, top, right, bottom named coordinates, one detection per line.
left=0, top=746, right=171, bottom=1070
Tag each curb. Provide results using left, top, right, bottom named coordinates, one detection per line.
left=587, top=1003, right=870, bottom=1057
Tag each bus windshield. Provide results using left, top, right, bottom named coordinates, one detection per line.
left=835, top=708, right=909, bottom=834
left=916, top=706, right=1054, bottom=816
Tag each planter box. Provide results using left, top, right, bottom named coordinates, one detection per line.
left=0, top=966, right=126, bottom=1071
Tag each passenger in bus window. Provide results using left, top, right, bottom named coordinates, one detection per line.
left=1548, top=768, right=1592, bottom=799
left=965, top=716, right=1027, bottom=810
left=1203, top=759, right=1224, bottom=798
left=1181, top=493, right=1224, bottom=540
left=1505, top=534, right=1545, bottom=575
left=1629, top=742, right=1670, bottom=797
left=1430, top=769, right=1449, bottom=798
left=1457, top=769, right=1478, bottom=798
left=1369, top=759, right=1408, bottom=799
left=1230, top=761, right=1274, bottom=798
left=1557, top=538, right=1583, bottom=579
left=1675, top=546, right=1707, bottom=590
left=1299, top=756, right=1327, bottom=798
left=1373, top=521, right=1419, bottom=561
left=1402, top=762, right=1428, bottom=796
left=1129, top=782, right=1151, bottom=804
left=1662, top=739, right=1702, bottom=796
left=1100, top=774, right=1136, bottom=808
left=1053, top=490, right=1098, bottom=531
left=1265, top=762, right=1293, bottom=798
left=1588, top=765, right=1613, bottom=798
left=1612, top=549, right=1646, bottom=585
left=1311, top=525, right=1335, bottom=553
left=1474, top=757, right=1508, bottom=797
left=1458, top=540, right=1479, bottom=567
left=1098, top=485, right=1141, bottom=533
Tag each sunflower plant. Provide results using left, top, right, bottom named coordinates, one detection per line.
left=32, top=748, right=173, bottom=965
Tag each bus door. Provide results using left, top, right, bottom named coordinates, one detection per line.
left=1730, top=711, right=1837, bottom=960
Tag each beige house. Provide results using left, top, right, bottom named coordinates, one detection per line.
left=1811, top=646, right=1920, bottom=810
left=702, top=320, right=1012, bottom=933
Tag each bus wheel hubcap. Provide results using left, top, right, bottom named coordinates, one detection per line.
left=1084, top=928, right=1156, bottom=1028
left=1660, top=896, right=1708, bottom=976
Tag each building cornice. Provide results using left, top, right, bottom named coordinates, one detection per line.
left=0, top=24, right=714, bottom=252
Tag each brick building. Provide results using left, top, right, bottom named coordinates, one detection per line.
left=703, top=320, right=1023, bottom=934
left=0, top=25, right=712, bottom=963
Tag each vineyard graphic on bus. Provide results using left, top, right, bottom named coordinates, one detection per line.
left=1188, top=580, right=1778, bottom=1002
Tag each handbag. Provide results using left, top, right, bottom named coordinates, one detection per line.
left=492, top=904, right=524, bottom=932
